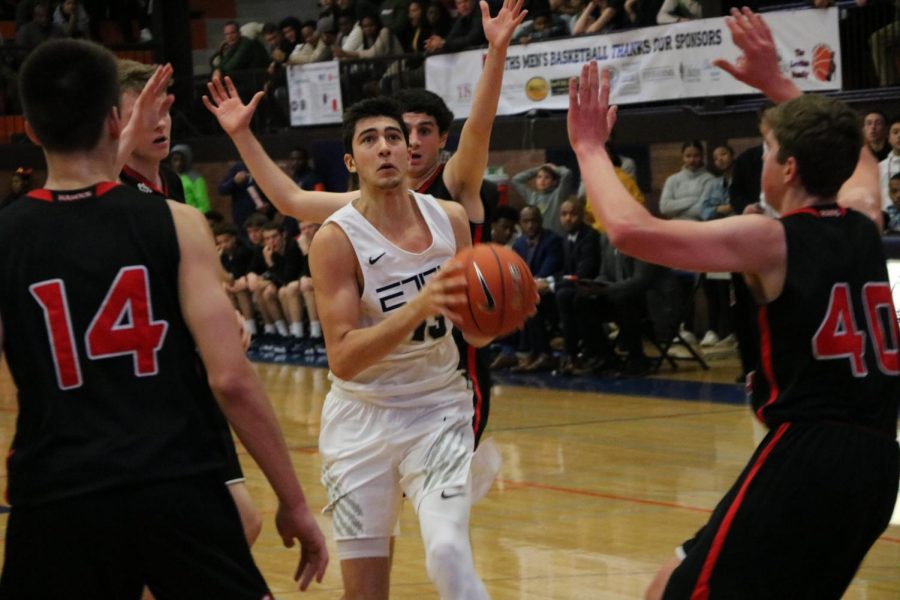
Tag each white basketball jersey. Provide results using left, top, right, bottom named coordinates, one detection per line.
left=322, top=191, right=467, bottom=407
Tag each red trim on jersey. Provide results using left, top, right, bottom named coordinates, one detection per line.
left=755, top=306, right=779, bottom=423
left=415, top=163, right=445, bottom=194
left=122, top=165, right=167, bottom=197
left=689, top=422, right=791, bottom=600
left=27, top=189, right=53, bottom=202
left=95, top=181, right=120, bottom=197
left=27, top=182, right=120, bottom=203
left=468, top=344, right=483, bottom=436
left=780, top=205, right=846, bottom=219
left=472, top=222, right=484, bottom=244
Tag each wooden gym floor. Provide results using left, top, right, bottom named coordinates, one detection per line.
left=0, top=356, right=897, bottom=598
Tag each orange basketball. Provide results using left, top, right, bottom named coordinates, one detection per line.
left=454, top=243, right=537, bottom=337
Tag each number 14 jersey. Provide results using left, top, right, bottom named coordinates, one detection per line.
left=0, top=184, right=226, bottom=506
left=753, top=204, right=900, bottom=436
left=322, top=192, right=466, bottom=408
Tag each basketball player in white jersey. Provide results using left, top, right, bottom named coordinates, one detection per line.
left=206, top=77, right=495, bottom=596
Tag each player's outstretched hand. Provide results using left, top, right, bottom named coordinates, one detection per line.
left=483, top=0, right=528, bottom=50
left=122, top=63, right=174, bottom=144
left=276, top=502, right=329, bottom=591
left=567, top=61, right=617, bottom=156
left=203, top=76, right=265, bottom=137
left=712, top=7, right=801, bottom=102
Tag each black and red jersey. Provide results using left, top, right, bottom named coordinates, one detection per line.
left=752, top=204, right=900, bottom=436
left=119, top=164, right=185, bottom=203
left=415, top=162, right=496, bottom=244
left=0, top=183, right=225, bottom=506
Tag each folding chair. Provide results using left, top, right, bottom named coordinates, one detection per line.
left=647, top=271, right=709, bottom=373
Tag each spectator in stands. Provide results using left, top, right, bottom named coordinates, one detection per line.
left=592, top=233, right=677, bottom=377
left=334, top=12, right=403, bottom=59
left=335, top=0, right=382, bottom=51
left=699, top=145, right=734, bottom=221
left=170, top=144, right=211, bottom=213
left=885, top=172, right=900, bottom=233
left=553, top=200, right=606, bottom=375
left=214, top=222, right=258, bottom=338
left=0, top=166, right=32, bottom=210
left=511, top=162, right=576, bottom=235
left=659, top=140, right=714, bottom=221
left=858, top=0, right=900, bottom=86
left=262, top=22, right=293, bottom=82
left=252, top=222, right=306, bottom=342
left=53, top=0, right=89, bottom=38
left=288, top=18, right=334, bottom=64
left=210, top=20, right=268, bottom=80
left=573, top=0, right=630, bottom=35
left=426, top=0, right=454, bottom=38
left=697, top=144, right=736, bottom=349
left=514, top=10, right=568, bottom=42
left=297, top=221, right=324, bottom=353
left=491, top=204, right=520, bottom=245
left=219, top=161, right=273, bottom=232
left=279, top=16, right=304, bottom=47
left=879, top=115, right=900, bottom=209
left=580, top=149, right=645, bottom=231
left=278, top=146, right=326, bottom=239
left=863, top=110, right=890, bottom=161
left=550, top=0, right=587, bottom=30
left=16, top=2, right=63, bottom=51
left=397, top=0, right=432, bottom=52
left=656, top=0, right=701, bottom=23
left=425, top=0, right=486, bottom=52
left=289, top=146, right=325, bottom=192
left=659, top=140, right=713, bottom=344
left=511, top=205, right=563, bottom=371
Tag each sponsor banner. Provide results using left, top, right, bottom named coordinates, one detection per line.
left=287, top=61, right=343, bottom=126
left=425, top=8, right=841, bottom=118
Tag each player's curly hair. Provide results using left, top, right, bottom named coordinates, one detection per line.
left=393, top=88, right=455, bottom=133
left=342, top=97, right=409, bottom=155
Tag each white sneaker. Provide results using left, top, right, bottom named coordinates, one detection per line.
left=700, top=330, right=720, bottom=347
left=715, top=333, right=738, bottom=348
left=674, top=328, right=698, bottom=345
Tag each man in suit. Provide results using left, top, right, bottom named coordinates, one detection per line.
left=512, top=204, right=563, bottom=371
left=552, top=200, right=605, bottom=374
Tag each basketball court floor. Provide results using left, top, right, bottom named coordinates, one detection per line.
left=0, top=352, right=897, bottom=598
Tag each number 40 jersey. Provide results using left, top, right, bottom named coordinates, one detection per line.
left=322, top=192, right=467, bottom=409
left=0, top=183, right=227, bottom=507
left=753, top=204, right=900, bottom=436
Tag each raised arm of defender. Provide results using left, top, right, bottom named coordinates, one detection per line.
left=714, top=7, right=881, bottom=226
left=567, top=63, right=785, bottom=285
left=442, top=0, right=526, bottom=223
left=203, top=77, right=353, bottom=223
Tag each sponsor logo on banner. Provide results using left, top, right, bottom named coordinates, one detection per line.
left=812, top=44, right=836, bottom=81
left=525, top=77, right=549, bottom=101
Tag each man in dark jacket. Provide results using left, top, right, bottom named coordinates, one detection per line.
left=552, top=200, right=604, bottom=374
left=511, top=204, right=562, bottom=371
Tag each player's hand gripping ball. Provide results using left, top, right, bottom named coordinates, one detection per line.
left=453, top=243, right=538, bottom=337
